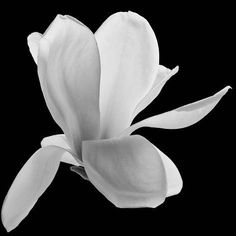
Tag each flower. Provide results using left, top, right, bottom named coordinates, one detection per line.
left=1, top=12, right=230, bottom=232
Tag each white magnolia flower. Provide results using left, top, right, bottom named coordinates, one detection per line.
left=1, top=12, right=230, bottom=232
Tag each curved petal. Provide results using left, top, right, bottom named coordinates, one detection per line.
left=41, top=134, right=80, bottom=165
left=70, top=166, right=89, bottom=180
left=27, top=32, right=42, bottom=64
left=37, top=15, right=101, bottom=158
left=82, top=135, right=167, bottom=208
left=95, top=11, right=159, bottom=139
left=131, top=66, right=179, bottom=121
left=41, top=134, right=70, bottom=149
left=1, top=146, right=67, bottom=232
left=154, top=146, right=182, bottom=197
left=121, top=86, right=231, bottom=136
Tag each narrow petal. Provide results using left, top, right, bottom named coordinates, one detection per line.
left=131, top=66, right=179, bottom=121
left=37, top=15, right=101, bottom=158
left=1, top=146, right=67, bottom=232
left=95, top=11, right=159, bottom=139
left=153, top=146, right=182, bottom=197
left=41, top=134, right=80, bottom=165
left=82, top=135, right=167, bottom=208
left=121, top=86, right=231, bottom=136
left=27, top=32, right=42, bottom=64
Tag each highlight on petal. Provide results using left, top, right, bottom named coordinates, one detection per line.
left=37, top=15, right=101, bottom=158
left=41, top=134, right=80, bottom=165
left=82, top=135, right=167, bottom=208
left=153, top=146, right=182, bottom=197
left=121, top=86, right=231, bottom=136
left=1, top=146, right=67, bottom=232
left=131, top=66, right=179, bottom=121
left=95, top=11, right=159, bottom=139
left=27, top=32, right=42, bottom=64
left=41, top=134, right=70, bottom=150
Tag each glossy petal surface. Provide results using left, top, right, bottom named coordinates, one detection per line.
left=1, top=146, right=66, bottom=232
left=95, top=11, right=159, bottom=139
left=82, top=135, right=167, bottom=208
left=122, top=86, right=231, bottom=135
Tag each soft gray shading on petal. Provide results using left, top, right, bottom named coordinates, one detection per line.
left=131, top=66, right=179, bottom=121
left=121, top=86, right=231, bottom=136
left=95, top=11, right=159, bottom=139
left=41, top=134, right=81, bottom=165
left=154, top=146, right=183, bottom=197
left=82, top=135, right=167, bottom=208
left=37, top=15, right=101, bottom=158
left=1, top=146, right=67, bottom=232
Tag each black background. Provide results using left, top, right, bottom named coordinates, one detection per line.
left=1, top=1, right=234, bottom=235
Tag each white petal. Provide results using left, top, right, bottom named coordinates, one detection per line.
left=95, top=11, right=159, bottom=139
left=82, top=135, right=167, bottom=208
left=37, top=15, right=101, bottom=158
left=152, top=65, right=172, bottom=86
left=121, top=86, right=231, bottom=136
left=1, top=146, right=67, bottom=232
left=131, top=66, right=179, bottom=121
left=41, top=134, right=80, bottom=166
left=154, top=146, right=182, bottom=197
left=41, top=134, right=70, bottom=149
left=27, top=32, right=42, bottom=64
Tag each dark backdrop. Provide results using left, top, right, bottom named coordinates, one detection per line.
left=1, top=1, right=234, bottom=235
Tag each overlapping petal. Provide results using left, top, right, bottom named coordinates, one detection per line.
left=154, top=146, right=182, bottom=197
left=33, top=15, right=101, bottom=159
left=15, top=11, right=230, bottom=231
left=95, top=11, right=159, bottom=139
left=121, top=86, right=231, bottom=136
left=1, top=146, right=68, bottom=232
left=131, top=66, right=179, bottom=121
left=41, top=134, right=80, bottom=165
left=82, top=135, right=167, bottom=208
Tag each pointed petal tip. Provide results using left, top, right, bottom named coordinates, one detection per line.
left=124, top=84, right=232, bottom=135
left=224, top=85, right=232, bottom=92
left=2, top=220, right=15, bottom=233
left=215, top=85, right=232, bottom=98
left=170, top=65, right=179, bottom=77
left=1, top=147, right=66, bottom=232
left=1, top=200, right=21, bottom=233
left=174, top=65, right=179, bottom=72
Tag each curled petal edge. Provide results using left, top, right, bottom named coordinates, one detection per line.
left=41, top=134, right=81, bottom=165
left=121, top=86, right=231, bottom=136
left=131, top=65, right=179, bottom=121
